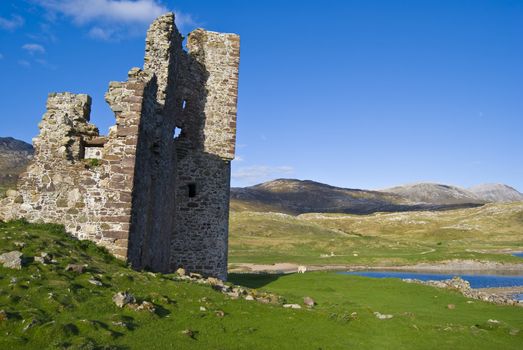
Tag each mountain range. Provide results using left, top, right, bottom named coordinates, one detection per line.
left=1, top=137, right=521, bottom=212
left=231, top=179, right=523, bottom=214
left=0, top=137, right=33, bottom=192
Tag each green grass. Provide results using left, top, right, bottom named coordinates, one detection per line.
left=0, top=220, right=522, bottom=349
left=229, top=202, right=523, bottom=266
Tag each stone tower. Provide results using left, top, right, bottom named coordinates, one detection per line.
left=0, top=13, right=240, bottom=280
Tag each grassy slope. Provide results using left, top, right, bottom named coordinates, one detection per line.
left=0, top=221, right=522, bottom=349
left=229, top=202, right=523, bottom=265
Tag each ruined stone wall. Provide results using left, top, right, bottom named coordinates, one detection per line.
left=171, top=30, right=240, bottom=280
left=0, top=13, right=240, bottom=279
left=126, top=13, right=181, bottom=272
left=101, top=68, right=158, bottom=259
left=0, top=69, right=157, bottom=260
left=0, top=93, right=107, bottom=246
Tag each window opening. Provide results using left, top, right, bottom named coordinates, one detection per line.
left=188, top=183, right=196, bottom=198
left=173, top=127, right=182, bottom=139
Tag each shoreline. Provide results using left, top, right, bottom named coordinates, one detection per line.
left=229, top=259, right=523, bottom=275
left=229, top=260, right=523, bottom=305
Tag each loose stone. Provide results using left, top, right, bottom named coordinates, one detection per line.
left=0, top=251, right=23, bottom=269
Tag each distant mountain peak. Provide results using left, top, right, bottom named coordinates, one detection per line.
left=0, top=137, right=34, bottom=191
left=0, top=137, right=33, bottom=152
left=382, top=182, right=484, bottom=205
left=469, top=183, right=523, bottom=203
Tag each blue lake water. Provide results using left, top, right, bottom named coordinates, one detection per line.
left=341, top=271, right=523, bottom=290
left=513, top=252, right=523, bottom=258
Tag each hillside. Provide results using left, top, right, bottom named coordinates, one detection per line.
left=230, top=179, right=484, bottom=215
left=1, top=220, right=522, bottom=349
left=469, top=184, right=523, bottom=203
left=383, top=183, right=484, bottom=205
left=229, top=202, right=523, bottom=266
left=0, top=137, right=33, bottom=194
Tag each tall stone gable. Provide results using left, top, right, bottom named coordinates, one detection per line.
left=0, top=13, right=240, bottom=280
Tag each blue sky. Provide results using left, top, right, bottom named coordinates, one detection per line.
left=1, top=0, right=522, bottom=191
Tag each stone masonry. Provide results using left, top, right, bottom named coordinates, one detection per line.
left=0, top=13, right=240, bottom=280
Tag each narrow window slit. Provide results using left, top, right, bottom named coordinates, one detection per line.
left=173, top=127, right=182, bottom=139
left=188, top=183, right=196, bottom=198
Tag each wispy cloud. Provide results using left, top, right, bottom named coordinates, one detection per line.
left=35, top=0, right=167, bottom=25
left=232, top=165, right=294, bottom=186
left=27, top=23, right=58, bottom=43
left=0, top=53, right=3, bottom=60
left=173, top=11, right=196, bottom=31
left=18, top=60, right=31, bottom=68
left=34, top=0, right=197, bottom=40
left=34, top=58, right=57, bottom=70
left=0, top=15, right=24, bottom=31
left=22, top=43, right=46, bottom=55
left=88, top=26, right=114, bottom=40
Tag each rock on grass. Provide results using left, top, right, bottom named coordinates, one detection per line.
left=112, top=292, right=136, bottom=308
left=0, top=251, right=23, bottom=269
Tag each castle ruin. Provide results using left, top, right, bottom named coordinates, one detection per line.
left=0, top=13, right=240, bottom=280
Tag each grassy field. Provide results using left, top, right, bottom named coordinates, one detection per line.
left=229, top=202, right=523, bottom=266
left=0, top=220, right=522, bottom=349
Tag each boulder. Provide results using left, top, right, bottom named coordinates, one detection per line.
left=0, top=251, right=23, bottom=269
left=207, top=277, right=223, bottom=286
left=374, top=312, right=393, bottom=320
left=35, top=252, right=52, bottom=264
left=65, top=264, right=86, bottom=273
left=88, top=278, right=103, bottom=286
left=303, top=296, right=316, bottom=307
left=112, top=291, right=136, bottom=308
left=13, top=241, right=26, bottom=248
left=133, top=301, right=156, bottom=313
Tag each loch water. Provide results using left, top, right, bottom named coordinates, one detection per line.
left=341, top=271, right=523, bottom=289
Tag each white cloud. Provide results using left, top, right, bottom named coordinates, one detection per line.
left=0, top=15, right=24, bottom=31
left=36, top=0, right=167, bottom=25
left=233, top=155, right=244, bottom=162
left=173, top=11, right=196, bottom=30
left=27, top=23, right=58, bottom=43
left=34, top=0, right=196, bottom=39
left=232, top=165, right=294, bottom=185
left=22, top=43, right=46, bottom=55
left=88, top=26, right=114, bottom=40
left=18, top=60, right=31, bottom=68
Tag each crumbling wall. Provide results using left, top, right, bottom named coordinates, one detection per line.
left=171, top=30, right=240, bottom=280
left=0, top=69, right=157, bottom=259
left=101, top=68, right=158, bottom=259
left=0, top=93, right=107, bottom=246
left=0, top=13, right=240, bottom=279
left=126, top=13, right=182, bottom=272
